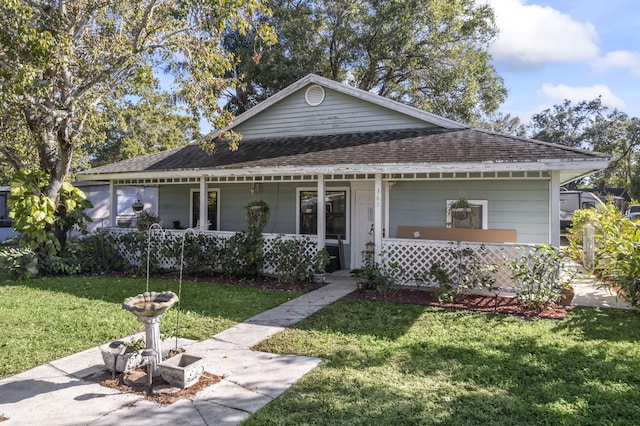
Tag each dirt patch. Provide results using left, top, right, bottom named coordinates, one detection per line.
left=85, top=369, right=223, bottom=405
left=348, top=288, right=568, bottom=320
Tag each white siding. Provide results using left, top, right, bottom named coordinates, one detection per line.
left=235, top=86, right=434, bottom=139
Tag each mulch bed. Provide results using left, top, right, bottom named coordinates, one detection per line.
left=348, top=288, right=568, bottom=320
left=85, top=369, right=223, bottom=405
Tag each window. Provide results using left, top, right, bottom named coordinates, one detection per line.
left=299, top=189, right=347, bottom=240
left=191, top=190, right=218, bottom=230
left=446, top=200, right=488, bottom=229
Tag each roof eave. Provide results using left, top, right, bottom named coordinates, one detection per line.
left=76, top=158, right=610, bottom=181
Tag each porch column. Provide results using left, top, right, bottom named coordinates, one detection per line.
left=550, top=171, right=561, bottom=246
left=317, top=175, right=326, bottom=250
left=109, top=181, right=116, bottom=228
left=374, top=174, right=383, bottom=264
left=199, top=175, right=208, bottom=231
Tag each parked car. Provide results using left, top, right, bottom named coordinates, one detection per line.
left=560, top=190, right=605, bottom=231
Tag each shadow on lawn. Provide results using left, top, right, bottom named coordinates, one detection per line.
left=1, top=274, right=298, bottom=326
left=552, top=306, right=640, bottom=342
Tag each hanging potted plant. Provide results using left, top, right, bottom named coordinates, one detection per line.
left=449, top=198, right=473, bottom=221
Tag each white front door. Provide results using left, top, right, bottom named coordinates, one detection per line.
left=353, top=190, right=375, bottom=269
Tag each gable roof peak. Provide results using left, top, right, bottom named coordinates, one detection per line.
left=212, top=74, right=468, bottom=138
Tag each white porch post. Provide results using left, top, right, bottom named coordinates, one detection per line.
left=199, top=175, right=208, bottom=231
left=374, top=174, right=383, bottom=264
left=317, top=175, right=326, bottom=250
left=109, top=181, right=116, bottom=227
left=550, top=171, right=561, bottom=246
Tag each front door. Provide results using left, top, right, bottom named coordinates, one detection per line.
left=353, top=190, right=375, bottom=269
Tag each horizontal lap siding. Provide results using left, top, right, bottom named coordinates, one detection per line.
left=235, top=87, right=433, bottom=139
left=388, top=180, right=550, bottom=244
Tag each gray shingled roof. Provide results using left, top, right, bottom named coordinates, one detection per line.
left=81, top=127, right=609, bottom=175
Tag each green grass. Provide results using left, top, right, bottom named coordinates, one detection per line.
left=248, top=299, right=640, bottom=425
left=0, top=274, right=299, bottom=378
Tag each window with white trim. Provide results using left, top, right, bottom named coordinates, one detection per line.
left=298, top=188, right=348, bottom=241
left=191, top=189, right=219, bottom=230
left=446, top=200, right=488, bottom=229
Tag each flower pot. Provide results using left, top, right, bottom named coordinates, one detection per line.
left=100, top=345, right=144, bottom=373
left=559, top=287, right=575, bottom=306
left=312, top=273, right=325, bottom=284
left=159, top=354, right=205, bottom=388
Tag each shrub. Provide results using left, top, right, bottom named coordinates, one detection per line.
left=265, top=235, right=314, bottom=283
left=0, top=246, right=39, bottom=279
left=507, top=244, right=568, bottom=311
left=421, top=242, right=497, bottom=302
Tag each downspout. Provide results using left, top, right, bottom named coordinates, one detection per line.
left=374, top=174, right=383, bottom=264
left=317, top=175, right=326, bottom=250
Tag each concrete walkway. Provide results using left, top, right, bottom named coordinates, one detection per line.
left=0, top=268, right=633, bottom=425
left=0, top=276, right=357, bottom=426
left=564, top=261, right=632, bottom=309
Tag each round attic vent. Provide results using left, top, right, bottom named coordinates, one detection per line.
left=305, top=85, right=325, bottom=106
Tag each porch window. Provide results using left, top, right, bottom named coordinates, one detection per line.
left=299, top=190, right=347, bottom=240
left=191, top=190, right=219, bottom=230
left=446, top=200, right=488, bottom=229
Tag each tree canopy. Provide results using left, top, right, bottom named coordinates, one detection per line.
left=224, top=0, right=506, bottom=124
left=0, top=0, right=274, bottom=201
left=529, top=98, right=640, bottom=193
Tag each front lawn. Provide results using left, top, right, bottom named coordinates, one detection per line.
left=248, top=298, right=640, bottom=425
left=0, top=275, right=299, bottom=378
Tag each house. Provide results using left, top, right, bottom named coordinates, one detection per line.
left=0, top=186, right=18, bottom=242
left=77, top=74, right=610, bottom=284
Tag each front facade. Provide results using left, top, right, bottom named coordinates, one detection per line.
left=78, top=74, right=610, bottom=275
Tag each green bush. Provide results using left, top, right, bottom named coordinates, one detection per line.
left=421, top=242, right=497, bottom=302
left=507, top=244, right=567, bottom=311
left=264, top=235, right=314, bottom=283
left=0, top=246, right=39, bottom=279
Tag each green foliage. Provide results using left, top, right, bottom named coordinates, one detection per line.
left=225, top=0, right=506, bottom=123
left=424, top=242, right=497, bottom=302
left=312, top=247, right=331, bottom=273
left=8, top=169, right=58, bottom=256
left=354, top=251, right=404, bottom=296
left=8, top=170, right=92, bottom=262
left=507, top=244, right=567, bottom=311
left=529, top=97, right=640, bottom=190
left=136, top=210, right=160, bottom=231
left=265, top=235, right=315, bottom=283
left=0, top=246, right=39, bottom=279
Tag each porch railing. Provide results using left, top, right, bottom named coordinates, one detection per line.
left=381, top=238, right=534, bottom=292
left=104, top=228, right=317, bottom=276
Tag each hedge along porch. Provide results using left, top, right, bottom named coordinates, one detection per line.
left=77, top=74, right=611, bottom=284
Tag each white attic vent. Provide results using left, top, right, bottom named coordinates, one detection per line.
left=305, top=85, right=325, bottom=106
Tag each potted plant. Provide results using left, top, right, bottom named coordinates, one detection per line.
left=559, top=282, right=575, bottom=306
left=100, top=337, right=145, bottom=373
left=312, top=248, right=331, bottom=283
left=137, top=210, right=160, bottom=231
left=449, top=198, right=473, bottom=220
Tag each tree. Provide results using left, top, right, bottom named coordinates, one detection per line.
left=479, top=112, right=526, bottom=137
left=0, top=0, right=274, bottom=250
left=83, top=90, right=201, bottom=168
left=224, top=0, right=506, bottom=123
left=529, top=98, right=640, bottom=190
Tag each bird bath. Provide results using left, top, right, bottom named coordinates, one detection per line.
left=122, top=291, right=179, bottom=376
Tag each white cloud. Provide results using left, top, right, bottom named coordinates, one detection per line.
left=489, top=0, right=600, bottom=70
left=593, top=50, right=640, bottom=78
left=541, top=83, right=626, bottom=109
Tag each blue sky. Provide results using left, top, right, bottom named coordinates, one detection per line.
left=488, top=0, right=640, bottom=124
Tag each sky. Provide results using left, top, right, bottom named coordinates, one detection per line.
left=488, top=0, right=640, bottom=124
